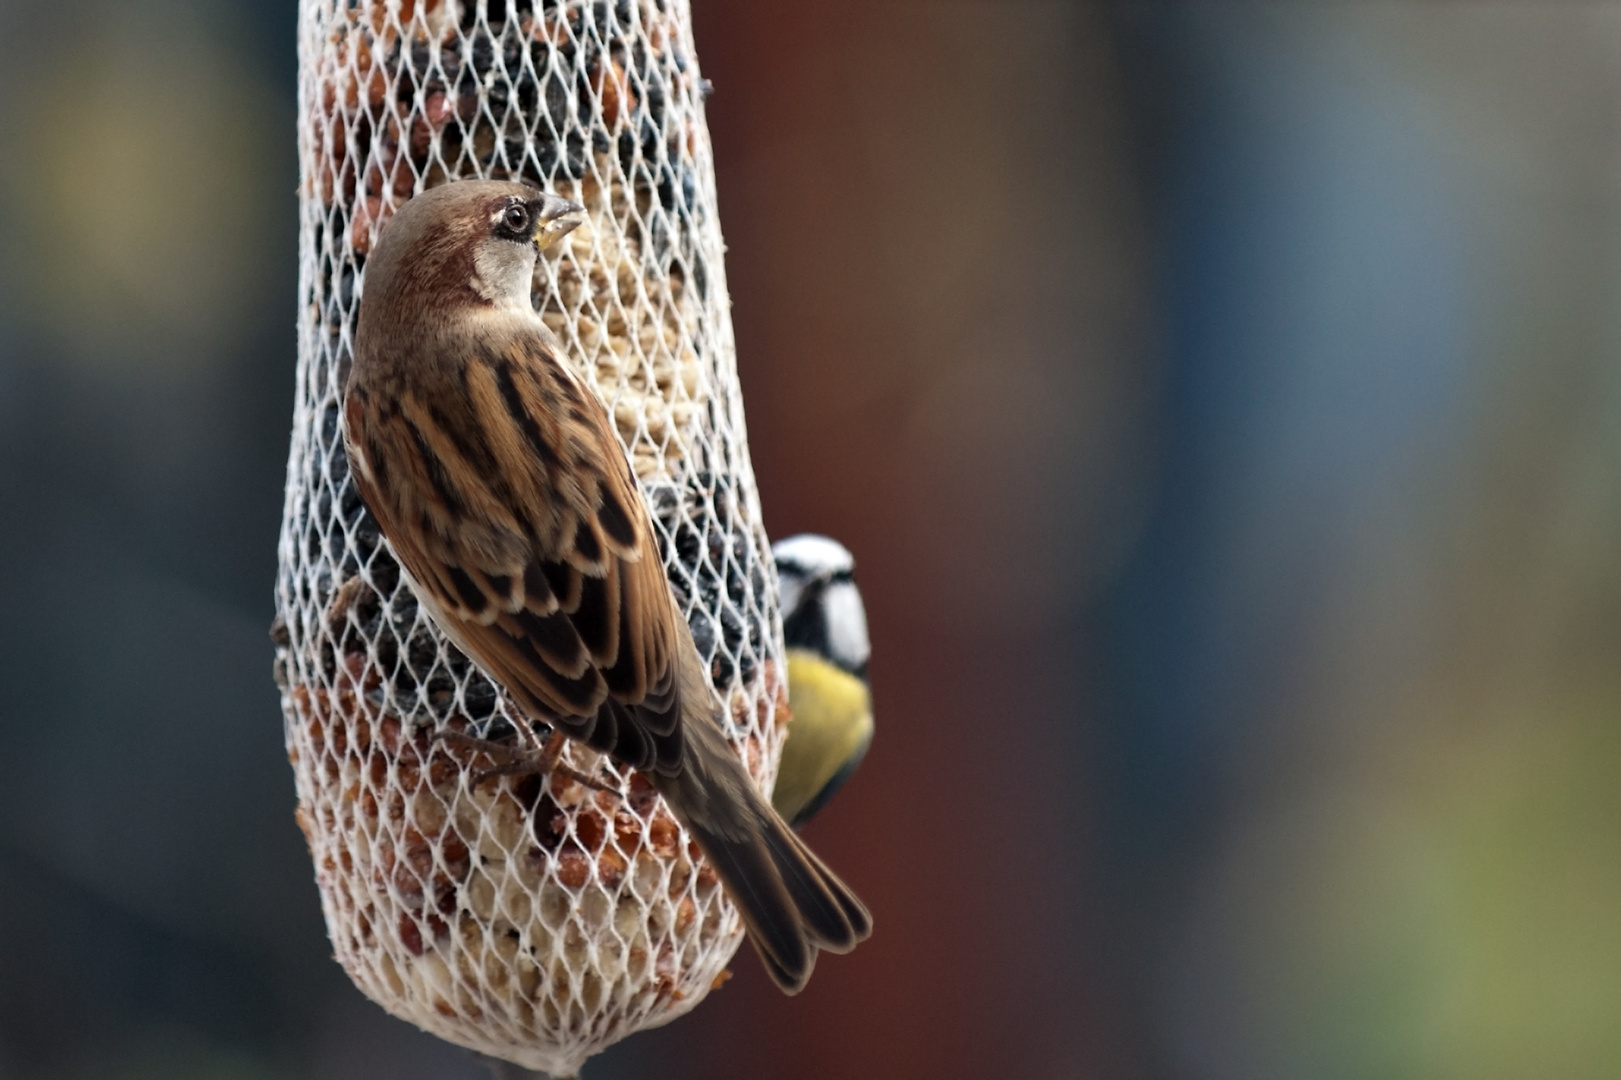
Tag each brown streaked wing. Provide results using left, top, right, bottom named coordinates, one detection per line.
left=342, top=329, right=691, bottom=773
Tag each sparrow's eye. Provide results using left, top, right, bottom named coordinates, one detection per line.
left=501, top=204, right=531, bottom=235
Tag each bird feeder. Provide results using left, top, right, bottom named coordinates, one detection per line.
left=273, top=1, right=785, bottom=1073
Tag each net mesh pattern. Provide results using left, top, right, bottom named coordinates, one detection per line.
left=273, top=2, right=786, bottom=1073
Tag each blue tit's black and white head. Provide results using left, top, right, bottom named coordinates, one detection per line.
left=771, top=535, right=874, bottom=828
left=774, top=533, right=870, bottom=679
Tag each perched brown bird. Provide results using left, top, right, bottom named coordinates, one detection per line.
left=342, top=179, right=870, bottom=993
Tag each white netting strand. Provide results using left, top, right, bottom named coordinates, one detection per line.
left=273, top=1, right=787, bottom=1073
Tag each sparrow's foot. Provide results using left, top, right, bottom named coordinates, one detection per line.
left=433, top=728, right=618, bottom=795
left=432, top=728, right=522, bottom=759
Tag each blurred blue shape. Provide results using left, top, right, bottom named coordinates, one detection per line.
left=1104, top=4, right=1470, bottom=854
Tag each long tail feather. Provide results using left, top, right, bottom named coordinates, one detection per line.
left=652, top=686, right=871, bottom=993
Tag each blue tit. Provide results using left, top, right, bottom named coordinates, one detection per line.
left=771, top=535, right=874, bottom=827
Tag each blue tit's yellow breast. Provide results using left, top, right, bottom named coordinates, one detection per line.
left=772, top=649, right=875, bottom=826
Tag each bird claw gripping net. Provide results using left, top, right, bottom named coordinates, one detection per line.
left=273, top=2, right=786, bottom=1073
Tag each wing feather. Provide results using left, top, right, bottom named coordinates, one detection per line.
left=343, top=331, right=687, bottom=771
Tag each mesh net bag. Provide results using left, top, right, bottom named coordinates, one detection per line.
left=272, top=2, right=786, bottom=1073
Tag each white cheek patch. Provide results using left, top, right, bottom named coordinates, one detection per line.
left=823, top=581, right=870, bottom=671
left=472, top=240, right=537, bottom=308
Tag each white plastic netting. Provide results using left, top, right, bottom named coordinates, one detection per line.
left=272, top=1, right=786, bottom=1073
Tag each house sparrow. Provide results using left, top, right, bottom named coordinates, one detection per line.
left=771, top=535, right=874, bottom=827
left=342, top=179, right=869, bottom=994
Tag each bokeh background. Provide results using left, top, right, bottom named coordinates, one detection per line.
left=2, top=1, right=1619, bottom=1078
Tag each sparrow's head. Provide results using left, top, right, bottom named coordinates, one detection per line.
left=773, top=534, right=870, bottom=679
left=361, top=179, right=585, bottom=320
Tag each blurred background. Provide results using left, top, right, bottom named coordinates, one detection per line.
left=2, top=1, right=1619, bottom=1077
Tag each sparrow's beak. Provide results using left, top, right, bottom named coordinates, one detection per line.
left=532, top=195, right=586, bottom=251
